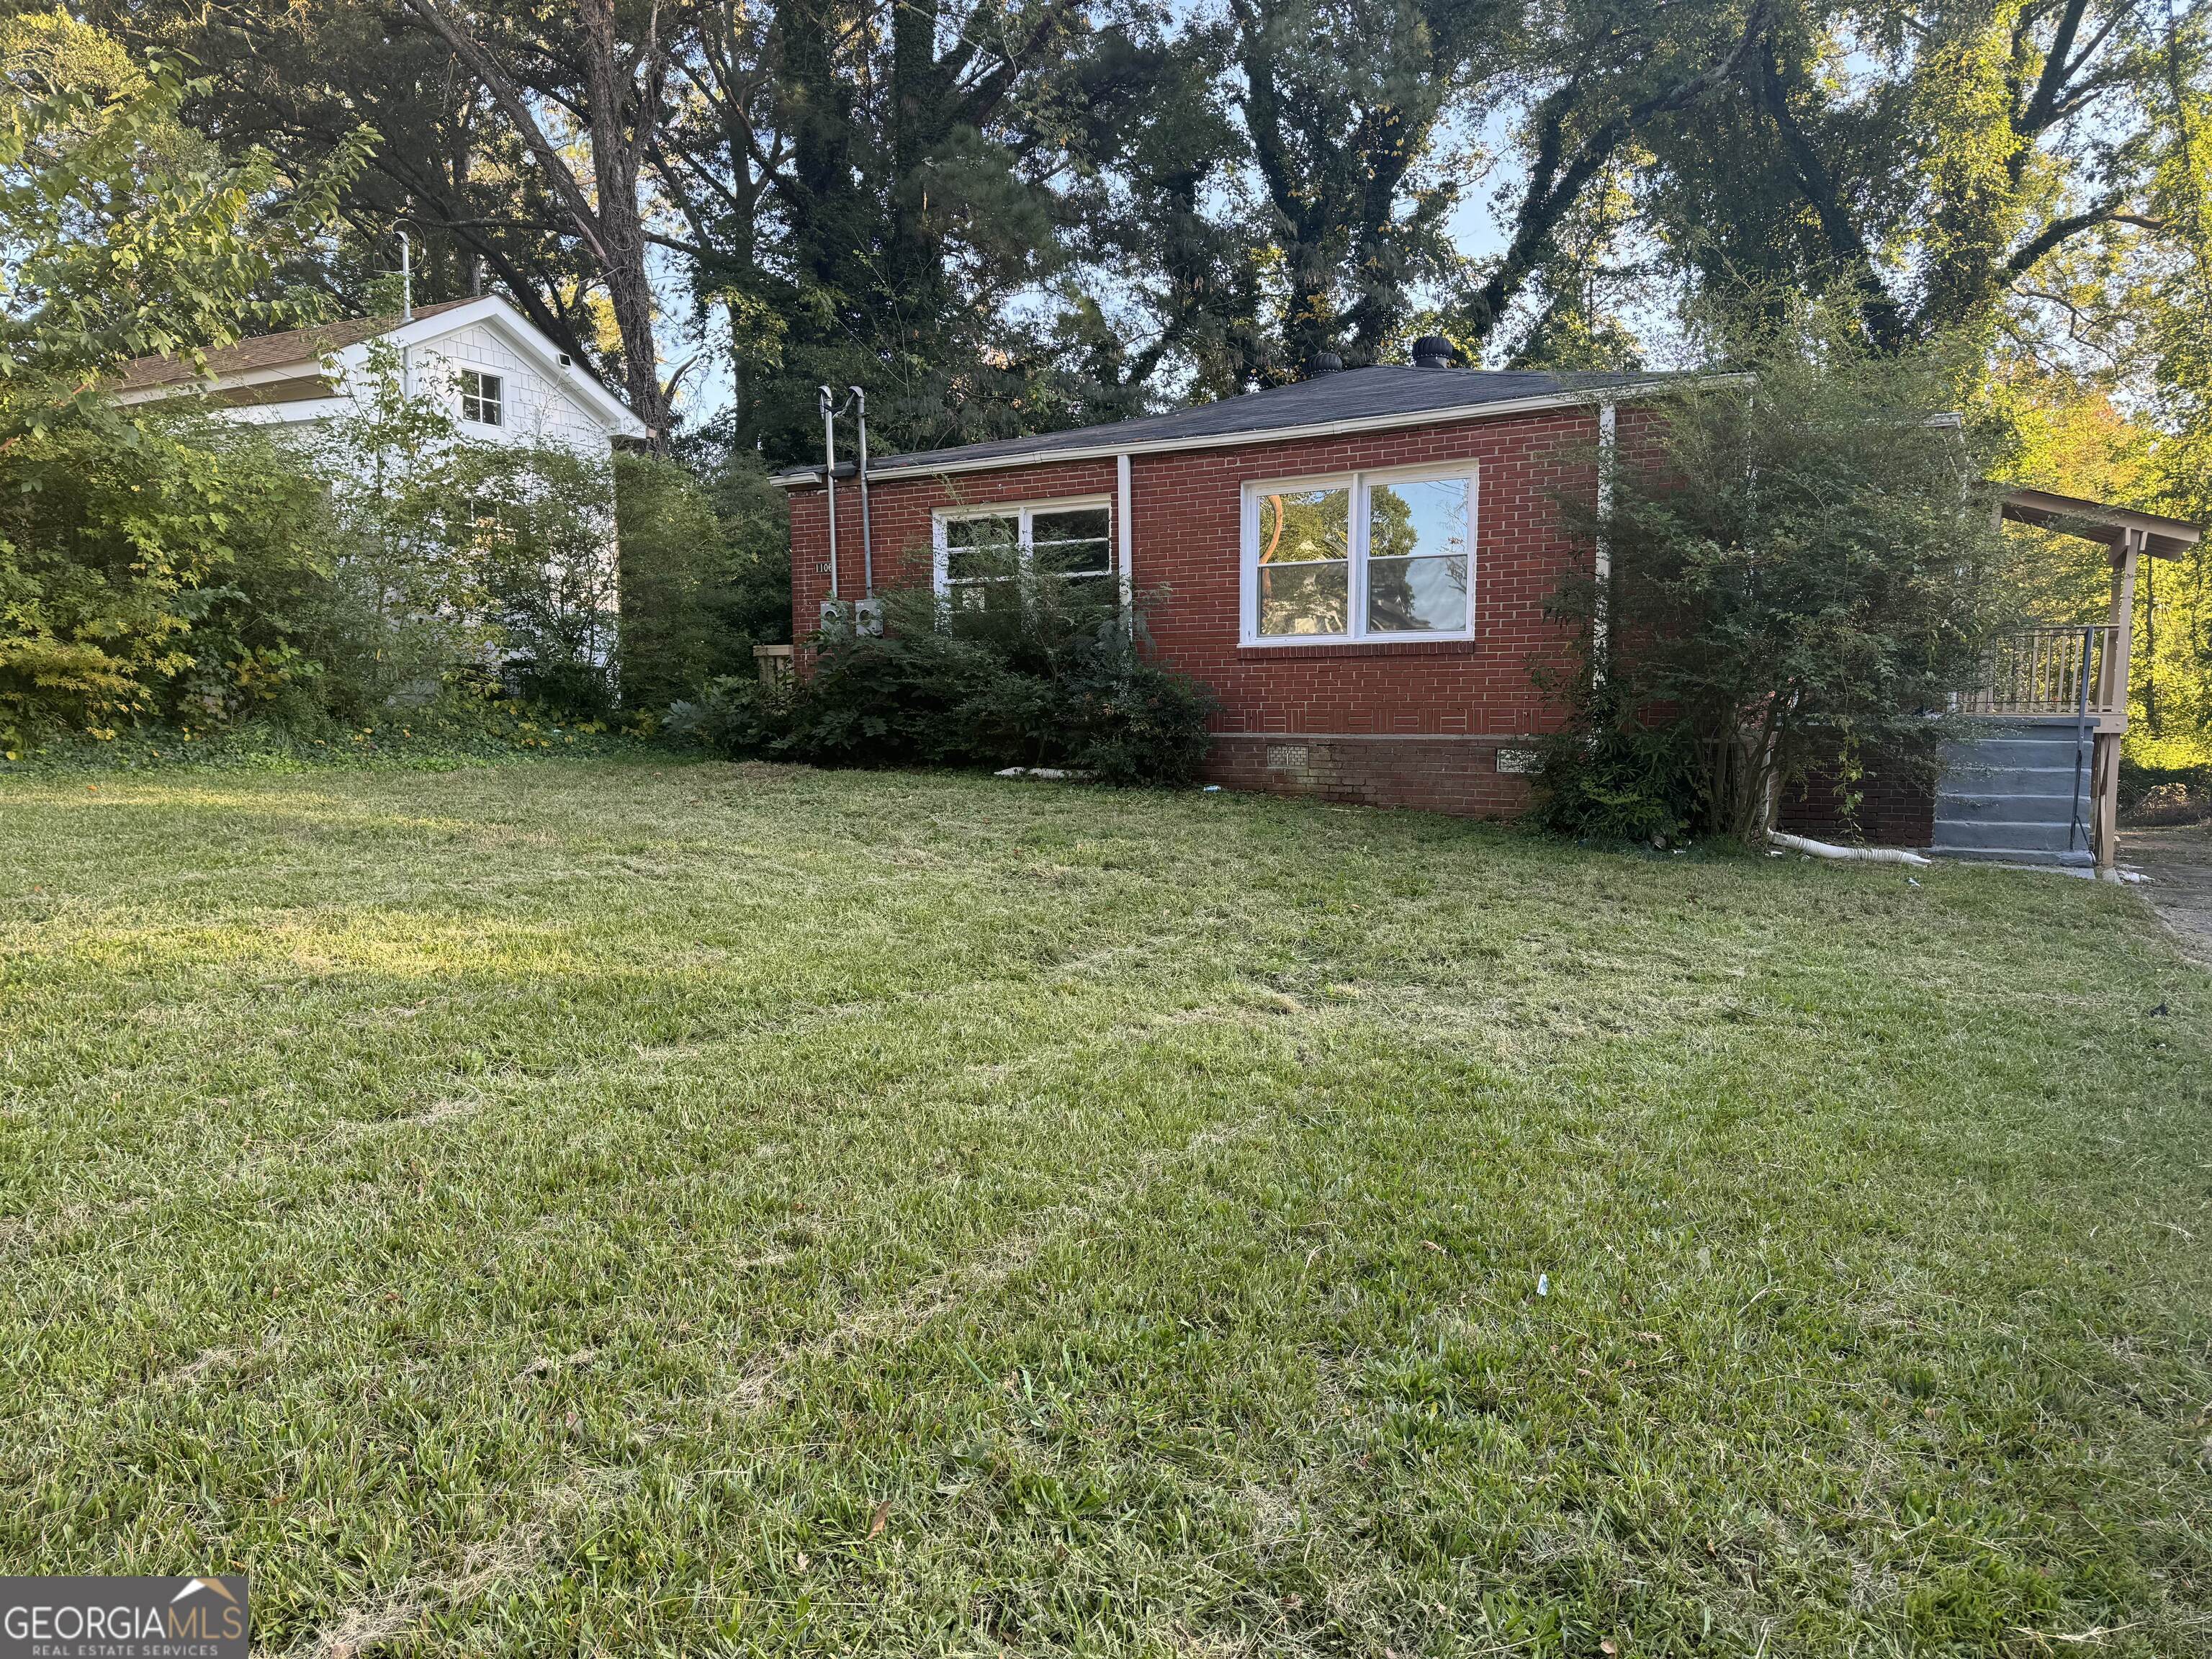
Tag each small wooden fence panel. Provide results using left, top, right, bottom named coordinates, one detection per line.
left=754, top=644, right=795, bottom=690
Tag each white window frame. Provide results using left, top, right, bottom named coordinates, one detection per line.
left=459, top=369, right=505, bottom=428
left=931, top=496, right=1115, bottom=595
left=1239, top=460, right=1480, bottom=647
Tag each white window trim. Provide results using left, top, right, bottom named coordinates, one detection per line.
left=931, top=495, right=1115, bottom=594
left=460, top=369, right=505, bottom=428
left=1239, top=459, right=1480, bottom=647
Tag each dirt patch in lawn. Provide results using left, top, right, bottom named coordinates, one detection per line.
left=2124, top=822, right=2212, bottom=966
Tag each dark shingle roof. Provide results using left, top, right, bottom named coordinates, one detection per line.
left=774, top=365, right=1658, bottom=483
left=114, top=299, right=477, bottom=391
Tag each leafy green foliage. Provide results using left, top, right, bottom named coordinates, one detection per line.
left=673, top=562, right=1218, bottom=786
left=0, top=325, right=634, bottom=747
left=0, top=687, right=633, bottom=774
left=0, top=408, right=337, bottom=747
left=0, top=12, right=372, bottom=415
left=1547, top=316, right=2005, bottom=842
left=451, top=443, right=620, bottom=715
left=1529, top=686, right=1706, bottom=845
left=613, top=449, right=790, bottom=715
left=301, top=340, right=494, bottom=716
left=0, top=15, right=384, bottom=750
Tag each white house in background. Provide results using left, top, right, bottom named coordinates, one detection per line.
left=112, top=294, right=647, bottom=453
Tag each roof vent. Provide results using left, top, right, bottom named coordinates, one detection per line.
left=1411, top=333, right=1456, bottom=369
left=1308, top=351, right=1344, bottom=377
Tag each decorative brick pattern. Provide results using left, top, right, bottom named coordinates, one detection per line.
left=788, top=405, right=1614, bottom=815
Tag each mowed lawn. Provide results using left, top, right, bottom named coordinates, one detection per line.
left=2, top=759, right=2209, bottom=1658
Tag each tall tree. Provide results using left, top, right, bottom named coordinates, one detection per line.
left=397, top=0, right=679, bottom=444
left=1214, top=0, right=1776, bottom=372
left=646, top=0, right=1200, bottom=461
left=1228, top=0, right=1482, bottom=375
left=92, top=0, right=612, bottom=372
left=1444, top=0, right=1776, bottom=354
left=1642, top=0, right=2195, bottom=353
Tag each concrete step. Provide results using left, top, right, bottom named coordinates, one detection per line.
left=1936, top=764, right=2084, bottom=796
left=1930, top=720, right=2098, bottom=866
left=1928, top=844, right=2096, bottom=868
left=1937, top=791, right=2087, bottom=822
left=1939, top=737, right=2090, bottom=770
left=1930, top=817, right=2087, bottom=853
left=1947, top=716, right=2092, bottom=734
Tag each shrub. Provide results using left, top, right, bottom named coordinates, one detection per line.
left=1544, top=310, right=2005, bottom=843
left=0, top=343, right=648, bottom=747
left=1060, top=657, right=1220, bottom=786
left=1529, top=687, right=1704, bottom=845
left=615, top=450, right=791, bottom=716
left=451, top=442, right=620, bottom=716
left=670, top=554, right=1218, bottom=786
left=0, top=405, right=338, bottom=745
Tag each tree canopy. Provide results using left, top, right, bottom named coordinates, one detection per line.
left=60, top=0, right=2191, bottom=469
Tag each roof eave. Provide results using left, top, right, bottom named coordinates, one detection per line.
left=374, top=296, right=649, bottom=439
left=768, top=375, right=1712, bottom=489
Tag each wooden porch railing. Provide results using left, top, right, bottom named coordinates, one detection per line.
left=1959, top=625, right=2123, bottom=719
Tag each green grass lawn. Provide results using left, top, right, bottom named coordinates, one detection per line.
left=2, top=757, right=2208, bottom=1657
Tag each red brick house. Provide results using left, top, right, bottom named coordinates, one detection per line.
left=774, top=347, right=1651, bottom=816
left=773, top=355, right=2203, bottom=870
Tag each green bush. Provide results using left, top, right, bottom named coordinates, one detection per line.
left=0, top=22, right=647, bottom=747
left=451, top=442, right=620, bottom=716
left=1529, top=689, right=1705, bottom=845
left=669, top=556, right=1218, bottom=786
left=1545, top=309, right=2005, bottom=843
left=0, top=406, right=339, bottom=747
left=615, top=450, right=790, bottom=716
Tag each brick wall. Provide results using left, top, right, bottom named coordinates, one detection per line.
left=788, top=403, right=1610, bottom=815
left=1777, top=752, right=1938, bottom=849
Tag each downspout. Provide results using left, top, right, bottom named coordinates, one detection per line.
left=1594, top=400, right=1616, bottom=685
left=819, top=385, right=840, bottom=603
left=397, top=229, right=415, bottom=401
left=850, top=385, right=873, bottom=598
left=1117, top=454, right=1134, bottom=633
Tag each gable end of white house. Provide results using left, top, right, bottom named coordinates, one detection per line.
left=114, top=296, right=647, bottom=451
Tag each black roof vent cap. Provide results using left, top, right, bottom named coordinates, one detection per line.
left=1411, top=333, right=1456, bottom=369
left=1308, top=351, right=1344, bottom=377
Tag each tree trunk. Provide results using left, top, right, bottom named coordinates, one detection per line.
left=577, top=0, right=670, bottom=448
left=401, top=0, right=671, bottom=448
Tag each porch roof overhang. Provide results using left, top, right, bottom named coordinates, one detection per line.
left=1997, top=485, right=2202, bottom=561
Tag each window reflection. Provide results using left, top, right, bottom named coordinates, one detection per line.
left=1365, top=477, right=1469, bottom=634
left=1257, top=486, right=1350, bottom=634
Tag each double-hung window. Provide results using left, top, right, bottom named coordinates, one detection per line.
left=934, top=500, right=1113, bottom=608
left=1241, top=463, right=1477, bottom=644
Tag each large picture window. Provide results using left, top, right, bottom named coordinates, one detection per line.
left=934, top=500, right=1113, bottom=608
left=1243, top=464, right=1476, bottom=644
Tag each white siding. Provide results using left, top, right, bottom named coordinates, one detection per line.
left=411, top=322, right=611, bottom=452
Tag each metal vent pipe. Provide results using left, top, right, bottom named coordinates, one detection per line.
left=850, top=386, right=873, bottom=596
left=818, top=385, right=840, bottom=601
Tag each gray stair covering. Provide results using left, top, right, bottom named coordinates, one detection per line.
left=1930, top=716, right=2094, bottom=866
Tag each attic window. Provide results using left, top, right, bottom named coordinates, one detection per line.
left=460, top=370, right=504, bottom=427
